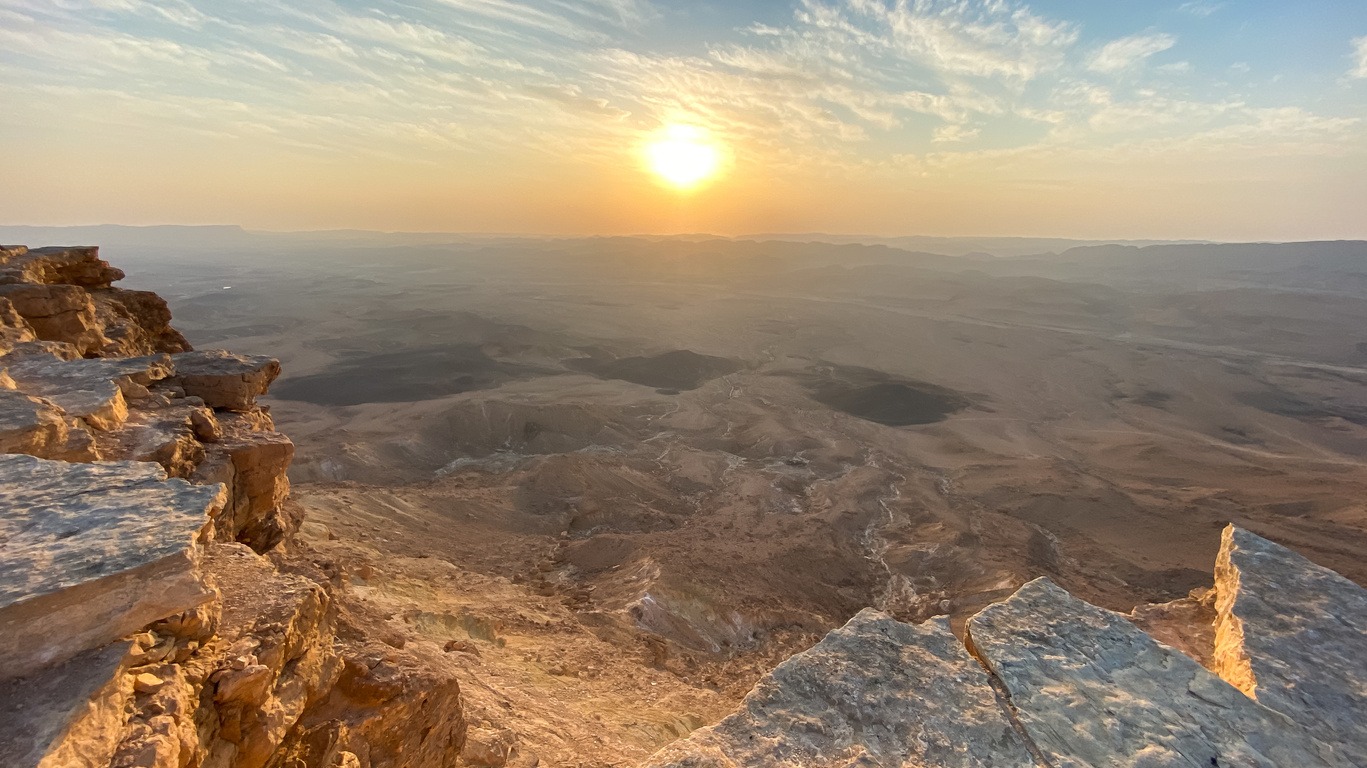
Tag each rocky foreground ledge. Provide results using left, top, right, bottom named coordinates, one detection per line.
left=0, top=246, right=465, bottom=768
left=645, top=524, right=1367, bottom=767
left=2, top=245, right=1365, bottom=768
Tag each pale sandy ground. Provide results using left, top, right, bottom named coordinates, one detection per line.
left=126, top=240, right=1367, bottom=765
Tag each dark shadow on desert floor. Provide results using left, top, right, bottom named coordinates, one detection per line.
left=272, top=344, right=554, bottom=405
left=791, top=364, right=972, bottom=426
left=566, top=349, right=744, bottom=391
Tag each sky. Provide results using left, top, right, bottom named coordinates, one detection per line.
left=2, top=0, right=1366, bottom=240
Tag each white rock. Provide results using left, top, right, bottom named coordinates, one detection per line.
left=644, top=608, right=1036, bottom=767
left=1213, top=525, right=1367, bottom=765
left=966, top=577, right=1344, bottom=768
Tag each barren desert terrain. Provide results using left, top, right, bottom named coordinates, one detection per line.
left=24, top=227, right=1367, bottom=766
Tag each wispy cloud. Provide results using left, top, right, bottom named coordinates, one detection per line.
left=1177, top=1, right=1224, bottom=19
left=1088, top=33, right=1177, bottom=73
left=0, top=0, right=1361, bottom=198
left=1351, top=36, right=1367, bottom=79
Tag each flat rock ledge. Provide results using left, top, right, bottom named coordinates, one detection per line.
left=647, top=526, right=1367, bottom=768
left=644, top=609, right=1036, bottom=767
left=0, top=454, right=224, bottom=680
left=171, top=350, right=281, bottom=411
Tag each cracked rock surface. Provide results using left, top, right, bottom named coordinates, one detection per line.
left=644, top=608, right=1036, bottom=768
left=1213, top=525, right=1367, bottom=765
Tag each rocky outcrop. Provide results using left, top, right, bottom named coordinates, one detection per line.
left=0, top=246, right=293, bottom=548
left=172, top=350, right=281, bottom=411
left=968, top=577, right=1338, bottom=768
left=649, top=526, right=1366, bottom=767
left=1213, top=526, right=1367, bottom=765
left=0, top=245, right=188, bottom=358
left=645, top=609, right=1034, bottom=767
left=0, top=245, right=465, bottom=768
left=0, top=245, right=124, bottom=288
left=0, top=455, right=224, bottom=679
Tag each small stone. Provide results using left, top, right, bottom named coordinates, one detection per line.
left=444, top=640, right=481, bottom=656
left=189, top=408, right=221, bottom=442
left=133, top=673, right=165, bottom=694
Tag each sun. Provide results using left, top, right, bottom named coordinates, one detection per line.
left=643, top=124, right=723, bottom=191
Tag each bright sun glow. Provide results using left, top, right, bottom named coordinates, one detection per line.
left=644, top=125, right=723, bottom=190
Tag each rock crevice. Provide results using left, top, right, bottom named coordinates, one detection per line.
left=649, top=525, right=1367, bottom=767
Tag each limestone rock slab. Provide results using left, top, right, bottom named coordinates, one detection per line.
left=0, top=641, right=136, bottom=768
left=6, top=353, right=174, bottom=430
left=0, top=454, right=225, bottom=678
left=1213, top=525, right=1367, bottom=764
left=172, top=350, right=281, bottom=411
left=644, top=608, right=1036, bottom=767
left=966, top=578, right=1342, bottom=768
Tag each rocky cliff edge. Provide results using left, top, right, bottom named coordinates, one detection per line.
left=0, top=246, right=466, bottom=768
left=646, top=522, right=1367, bottom=767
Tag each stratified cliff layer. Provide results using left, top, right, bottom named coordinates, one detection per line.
left=646, top=525, right=1366, bottom=767
left=0, top=246, right=465, bottom=768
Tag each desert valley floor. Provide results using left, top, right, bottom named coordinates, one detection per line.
left=87, top=233, right=1367, bottom=766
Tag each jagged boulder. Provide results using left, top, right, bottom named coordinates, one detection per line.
left=274, top=640, right=468, bottom=768
left=644, top=608, right=1035, bottom=767
left=1213, top=525, right=1367, bottom=765
left=193, top=415, right=296, bottom=551
left=0, top=296, right=38, bottom=353
left=966, top=577, right=1343, bottom=768
left=172, top=350, right=281, bottom=411
left=93, top=288, right=191, bottom=357
left=0, top=454, right=226, bottom=679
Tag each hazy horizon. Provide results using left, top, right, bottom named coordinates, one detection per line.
left=4, top=1, right=1366, bottom=240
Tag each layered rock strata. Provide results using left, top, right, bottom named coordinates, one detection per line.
left=0, top=245, right=465, bottom=768
left=648, top=526, right=1366, bottom=767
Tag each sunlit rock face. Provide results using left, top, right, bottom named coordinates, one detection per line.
left=968, top=577, right=1339, bottom=768
left=1213, top=526, right=1367, bottom=766
left=649, top=527, right=1367, bottom=768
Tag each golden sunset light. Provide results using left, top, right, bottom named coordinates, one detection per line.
left=643, top=125, right=724, bottom=191
left=3, top=4, right=1367, bottom=765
